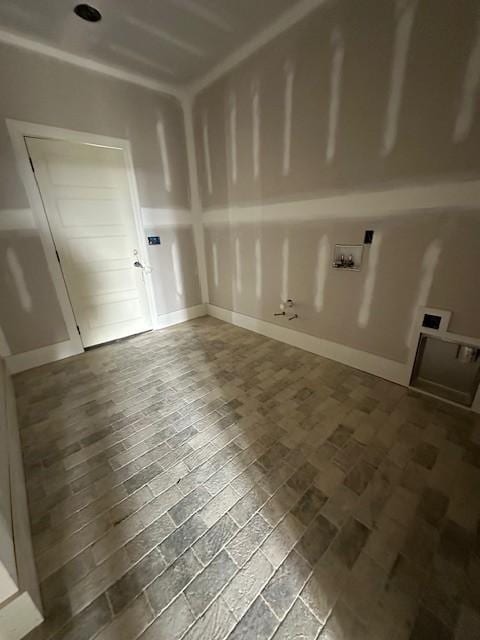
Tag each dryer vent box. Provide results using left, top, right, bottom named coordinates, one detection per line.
left=422, top=313, right=442, bottom=330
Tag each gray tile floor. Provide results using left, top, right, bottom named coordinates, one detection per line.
left=16, top=317, right=480, bottom=640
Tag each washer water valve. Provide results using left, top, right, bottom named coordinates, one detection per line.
left=274, top=299, right=298, bottom=320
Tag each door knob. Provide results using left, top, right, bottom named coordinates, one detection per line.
left=133, top=260, right=144, bottom=268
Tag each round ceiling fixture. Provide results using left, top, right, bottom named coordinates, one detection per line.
left=74, top=4, right=102, bottom=22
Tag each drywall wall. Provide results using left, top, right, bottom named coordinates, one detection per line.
left=194, top=0, right=480, bottom=366
left=0, top=42, right=201, bottom=357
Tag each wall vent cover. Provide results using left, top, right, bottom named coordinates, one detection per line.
left=422, top=313, right=442, bottom=330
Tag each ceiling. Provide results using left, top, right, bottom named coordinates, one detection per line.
left=0, top=0, right=301, bottom=87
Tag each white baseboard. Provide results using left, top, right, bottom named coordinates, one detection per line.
left=154, top=304, right=206, bottom=330
left=5, top=340, right=83, bottom=375
left=0, top=591, right=43, bottom=639
left=207, top=304, right=409, bottom=386
left=4, top=307, right=207, bottom=374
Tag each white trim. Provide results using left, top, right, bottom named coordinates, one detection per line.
left=405, top=306, right=454, bottom=383
left=202, top=179, right=480, bottom=225
left=420, top=329, right=480, bottom=348
left=0, top=563, right=17, bottom=604
left=410, top=383, right=480, bottom=415
left=120, top=137, right=158, bottom=328
left=182, top=99, right=210, bottom=303
left=420, top=307, right=452, bottom=333
left=0, top=209, right=35, bottom=231
left=7, top=119, right=143, bottom=150
left=189, top=0, right=327, bottom=96
left=5, top=340, right=81, bottom=375
left=0, top=325, right=10, bottom=358
left=0, top=28, right=181, bottom=98
left=473, top=385, right=480, bottom=414
left=0, top=591, right=43, bottom=640
left=207, top=304, right=408, bottom=385
left=6, top=119, right=157, bottom=362
left=406, top=306, right=480, bottom=414
left=6, top=120, right=85, bottom=361
left=154, top=304, right=206, bottom=330
left=5, top=306, right=207, bottom=372
left=141, top=208, right=193, bottom=227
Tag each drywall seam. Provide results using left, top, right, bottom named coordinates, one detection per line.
left=255, top=238, right=262, bottom=300
left=454, top=11, right=480, bottom=142
left=313, top=235, right=330, bottom=312
left=326, top=29, right=344, bottom=163
left=188, top=0, right=328, bottom=96
left=201, top=179, right=480, bottom=225
left=0, top=325, right=10, bottom=358
left=235, top=236, right=242, bottom=293
left=357, top=232, right=383, bottom=328
left=382, top=0, right=418, bottom=155
left=171, top=242, right=184, bottom=297
left=0, top=28, right=182, bottom=98
left=141, top=208, right=194, bottom=227
left=406, top=239, right=442, bottom=348
left=207, top=303, right=409, bottom=385
left=282, top=60, right=295, bottom=176
left=212, top=242, right=219, bottom=288
left=182, top=98, right=210, bottom=303
left=5, top=248, right=32, bottom=312
left=0, top=209, right=35, bottom=230
left=252, top=81, right=261, bottom=180
left=281, top=236, right=289, bottom=301
left=202, top=110, right=213, bottom=194
left=228, top=92, right=238, bottom=185
left=156, top=121, right=172, bottom=192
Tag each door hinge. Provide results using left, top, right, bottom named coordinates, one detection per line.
left=76, top=325, right=81, bottom=335
left=28, top=156, right=35, bottom=173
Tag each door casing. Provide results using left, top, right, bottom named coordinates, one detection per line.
left=6, top=119, right=156, bottom=360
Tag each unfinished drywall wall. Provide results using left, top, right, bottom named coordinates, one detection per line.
left=194, top=0, right=480, bottom=366
left=0, top=43, right=201, bottom=357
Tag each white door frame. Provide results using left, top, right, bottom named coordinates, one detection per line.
left=6, top=119, right=156, bottom=368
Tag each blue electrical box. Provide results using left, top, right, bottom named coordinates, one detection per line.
left=148, top=236, right=161, bottom=245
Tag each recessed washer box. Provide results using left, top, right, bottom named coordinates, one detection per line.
left=332, top=244, right=363, bottom=271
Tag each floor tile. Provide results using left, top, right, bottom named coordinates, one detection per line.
left=330, top=518, right=370, bottom=569
left=192, top=514, right=239, bottom=565
left=16, top=318, right=480, bottom=640
left=295, top=514, right=338, bottom=566
left=226, top=513, right=271, bottom=566
left=183, top=597, right=235, bottom=640
left=261, top=549, right=311, bottom=617
left=227, top=596, right=279, bottom=640
left=184, top=549, right=237, bottom=615
left=272, top=597, right=321, bottom=640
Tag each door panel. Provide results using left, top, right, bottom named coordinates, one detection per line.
left=27, top=138, right=151, bottom=348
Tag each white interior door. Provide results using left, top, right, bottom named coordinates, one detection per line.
left=0, top=362, right=18, bottom=604
left=26, top=137, right=152, bottom=348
